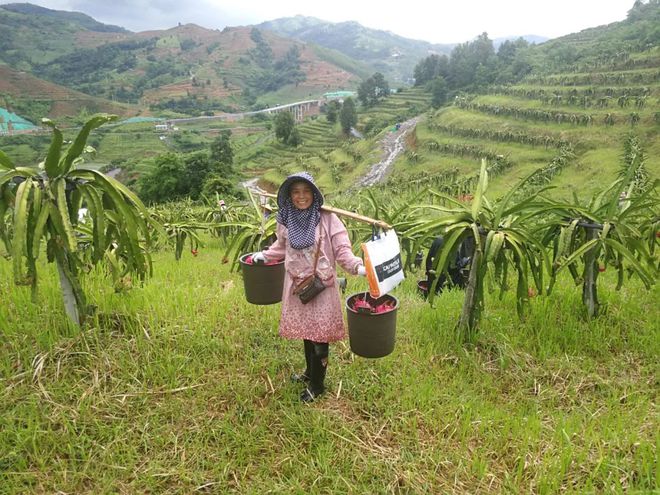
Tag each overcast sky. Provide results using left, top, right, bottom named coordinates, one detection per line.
left=1, top=0, right=635, bottom=44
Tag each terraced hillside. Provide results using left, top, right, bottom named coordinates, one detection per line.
left=234, top=87, right=432, bottom=195
left=360, top=87, right=431, bottom=135
left=389, top=55, right=659, bottom=200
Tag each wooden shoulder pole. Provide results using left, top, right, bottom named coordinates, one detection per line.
left=255, top=191, right=392, bottom=230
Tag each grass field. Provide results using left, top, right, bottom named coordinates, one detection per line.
left=1, top=236, right=657, bottom=493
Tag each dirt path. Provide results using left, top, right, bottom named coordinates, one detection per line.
left=357, top=115, right=422, bottom=187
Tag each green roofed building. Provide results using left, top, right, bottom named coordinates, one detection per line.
left=0, top=107, right=38, bottom=133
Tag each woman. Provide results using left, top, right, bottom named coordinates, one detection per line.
left=253, top=172, right=366, bottom=402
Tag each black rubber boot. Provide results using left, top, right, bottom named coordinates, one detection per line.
left=291, top=339, right=314, bottom=383
left=300, top=342, right=328, bottom=403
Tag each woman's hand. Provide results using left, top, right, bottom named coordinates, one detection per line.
left=357, top=265, right=367, bottom=276
left=253, top=251, right=267, bottom=264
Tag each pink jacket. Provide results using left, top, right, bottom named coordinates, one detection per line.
left=264, top=211, right=363, bottom=342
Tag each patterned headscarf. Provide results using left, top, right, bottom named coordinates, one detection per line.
left=276, top=172, right=324, bottom=250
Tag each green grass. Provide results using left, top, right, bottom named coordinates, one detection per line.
left=1, top=237, right=657, bottom=493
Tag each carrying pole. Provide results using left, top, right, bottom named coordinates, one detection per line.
left=256, top=191, right=392, bottom=230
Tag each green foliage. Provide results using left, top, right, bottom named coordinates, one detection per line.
left=429, top=76, right=448, bottom=109
left=414, top=54, right=450, bottom=87
left=138, top=152, right=186, bottom=203
left=260, top=15, right=453, bottom=84
left=324, top=100, right=340, bottom=124
left=531, top=0, right=660, bottom=74
left=0, top=114, right=155, bottom=325
left=540, top=139, right=658, bottom=318
left=249, top=28, right=274, bottom=69
left=449, top=33, right=498, bottom=89
left=357, top=72, right=390, bottom=107
left=494, top=38, right=532, bottom=83
left=214, top=190, right=279, bottom=268
left=1, top=3, right=127, bottom=33
left=0, top=93, right=50, bottom=125
left=183, top=152, right=217, bottom=200
left=408, top=160, right=554, bottom=339
left=201, top=174, right=244, bottom=200
left=149, top=95, right=233, bottom=117
left=179, top=38, right=198, bottom=51
left=36, top=38, right=157, bottom=91
left=286, top=127, right=302, bottom=147
left=249, top=44, right=306, bottom=94
left=209, top=131, right=234, bottom=174
left=414, top=34, right=533, bottom=90
left=274, top=111, right=295, bottom=143
left=0, top=4, right=127, bottom=69
left=149, top=200, right=212, bottom=260
left=339, top=97, right=357, bottom=135
left=139, top=137, right=242, bottom=204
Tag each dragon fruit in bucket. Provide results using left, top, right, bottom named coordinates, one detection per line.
left=350, top=294, right=396, bottom=314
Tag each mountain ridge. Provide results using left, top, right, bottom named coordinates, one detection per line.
left=1, top=2, right=129, bottom=32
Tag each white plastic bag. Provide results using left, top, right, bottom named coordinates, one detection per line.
left=361, top=229, right=405, bottom=298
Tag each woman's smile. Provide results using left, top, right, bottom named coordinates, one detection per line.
left=290, top=182, right=314, bottom=209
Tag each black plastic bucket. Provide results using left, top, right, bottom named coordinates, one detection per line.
left=417, top=280, right=429, bottom=299
left=239, top=253, right=285, bottom=305
left=345, top=292, right=398, bottom=358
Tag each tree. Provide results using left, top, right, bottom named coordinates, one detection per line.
left=182, top=152, right=214, bottom=200
left=274, top=111, right=295, bottom=143
left=430, top=76, right=448, bottom=109
left=497, top=37, right=529, bottom=66
left=287, top=127, right=302, bottom=147
left=0, top=114, right=155, bottom=325
left=209, top=130, right=233, bottom=175
left=414, top=54, right=450, bottom=86
left=201, top=174, right=244, bottom=200
left=249, top=28, right=273, bottom=69
left=448, top=33, right=497, bottom=89
left=356, top=80, right=371, bottom=107
left=138, top=153, right=185, bottom=203
left=357, top=72, right=390, bottom=107
left=339, top=97, right=357, bottom=135
left=325, top=100, right=340, bottom=124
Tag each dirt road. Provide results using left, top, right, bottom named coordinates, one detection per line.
left=357, top=115, right=422, bottom=187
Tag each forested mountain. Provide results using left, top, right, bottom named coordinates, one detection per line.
left=412, top=1, right=660, bottom=91
left=1, top=3, right=127, bottom=32
left=0, top=64, right=133, bottom=123
left=0, top=1, right=657, bottom=123
left=0, top=4, right=371, bottom=118
left=0, top=3, right=129, bottom=70
left=531, top=0, right=660, bottom=73
left=258, top=15, right=455, bottom=85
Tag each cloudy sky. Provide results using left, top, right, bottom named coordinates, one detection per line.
left=1, top=0, right=635, bottom=44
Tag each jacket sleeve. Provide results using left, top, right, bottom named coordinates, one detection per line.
left=263, top=223, right=287, bottom=260
left=329, top=214, right=363, bottom=275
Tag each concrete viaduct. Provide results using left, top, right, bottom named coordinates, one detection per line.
left=167, top=99, right=322, bottom=125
